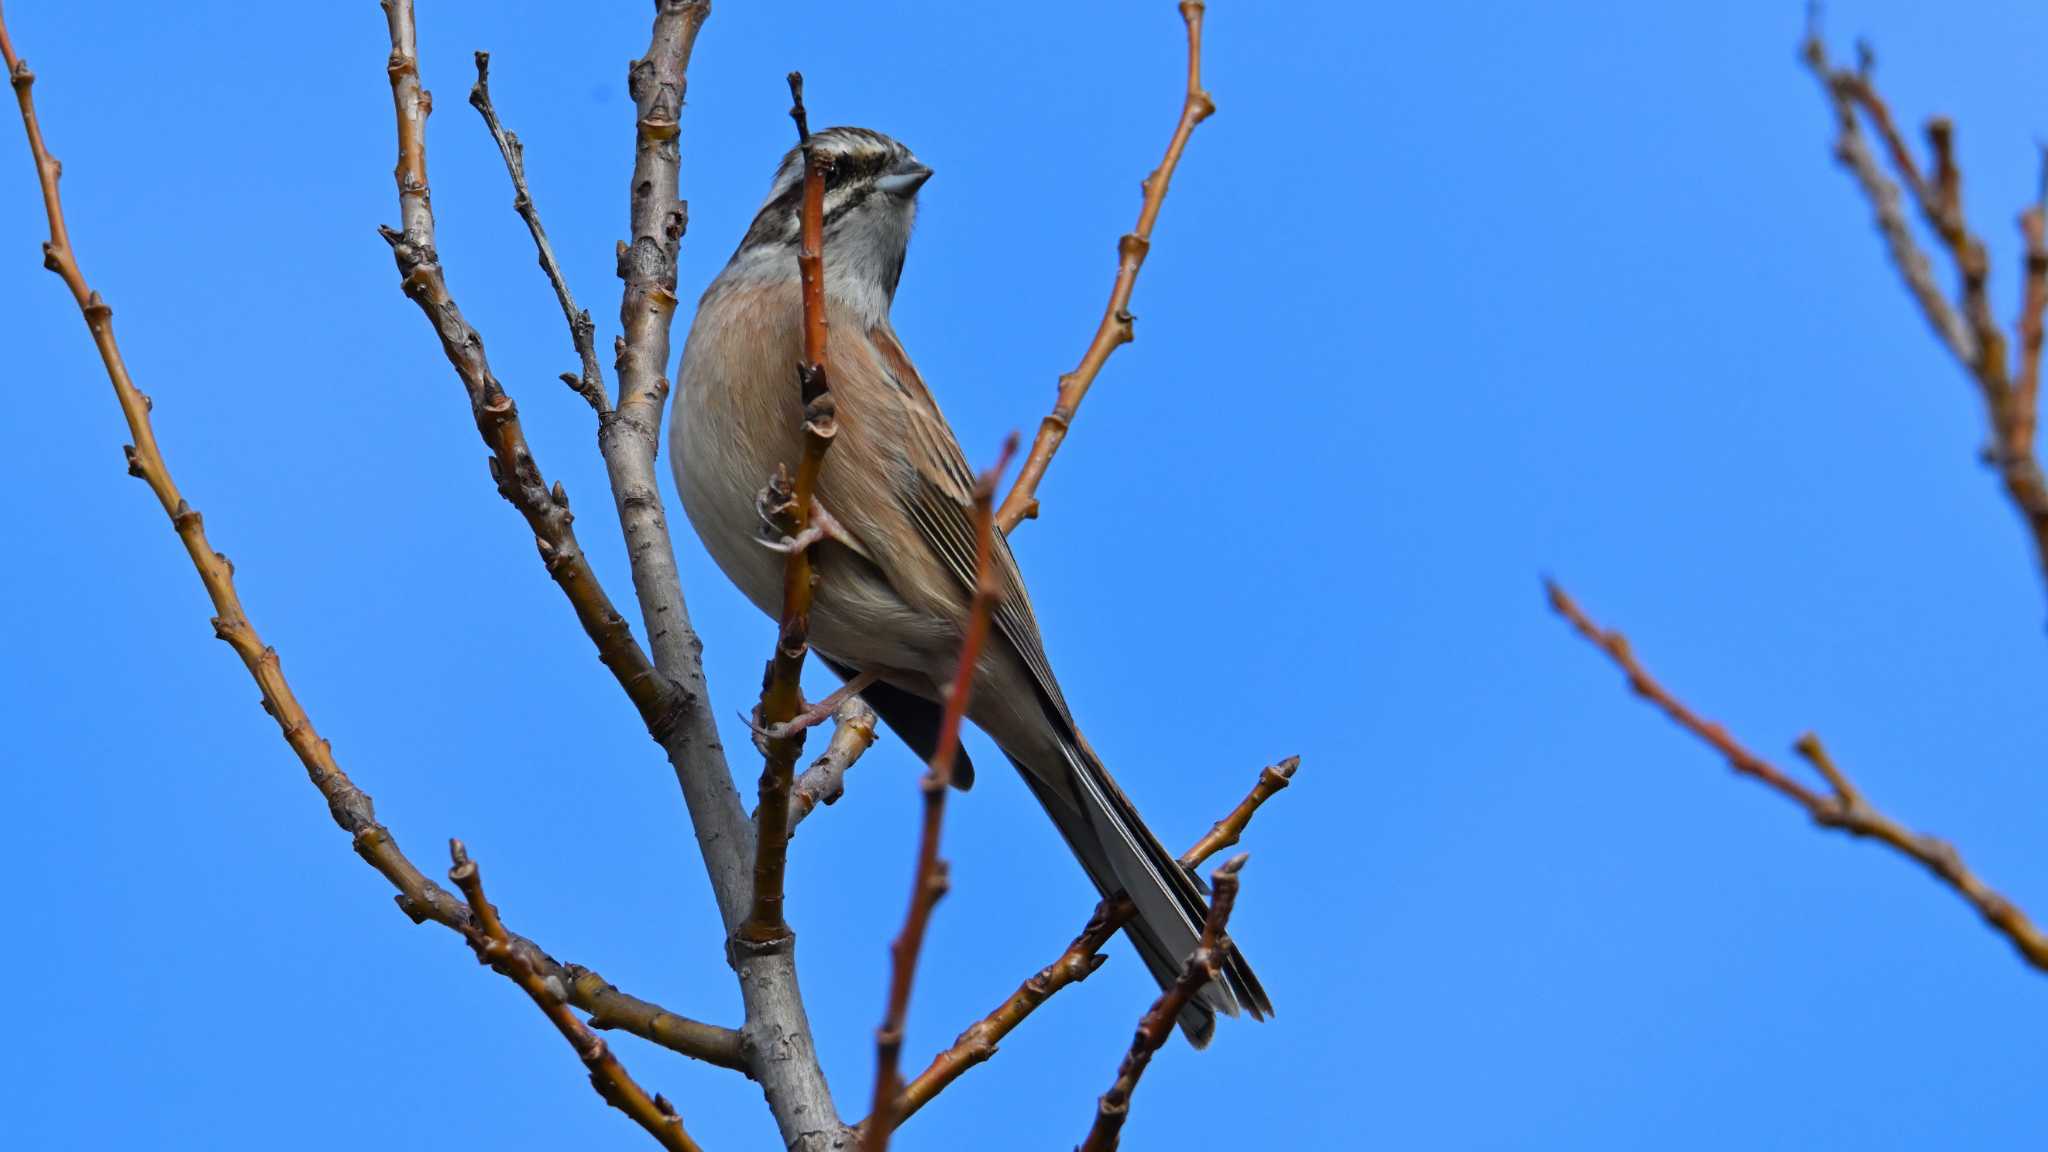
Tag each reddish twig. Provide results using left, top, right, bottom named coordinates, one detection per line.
left=995, top=0, right=1216, bottom=533
left=1547, top=580, right=2048, bottom=971
left=861, top=434, right=1019, bottom=1152
left=741, top=71, right=838, bottom=947
left=469, top=50, right=608, bottom=414
left=0, top=2, right=743, bottom=1076
left=870, top=755, right=1296, bottom=1133
left=1182, top=756, right=1299, bottom=865
left=1076, top=854, right=1249, bottom=1152
left=786, top=698, right=881, bottom=832
left=449, top=842, right=702, bottom=1152
left=1803, top=32, right=2048, bottom=596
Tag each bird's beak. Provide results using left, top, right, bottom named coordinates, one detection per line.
left=876, top=163, right=933, bottom=198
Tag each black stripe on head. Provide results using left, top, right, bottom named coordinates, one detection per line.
left=738, top=126, right=917, bottom=252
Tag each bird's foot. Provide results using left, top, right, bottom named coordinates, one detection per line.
left=751, top=670, right=881, bottom=742
left=754, top=496, right=856, bottom=555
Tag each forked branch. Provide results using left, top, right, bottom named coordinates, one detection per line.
left=1077, top=854, right=1249, bottom=1152
left=0, top=0, right=742, bottom=1077
left=787, top=698, right=881, bottom=832
left=871, top=755, right=1297, bottom=1133
left=469, top=50, right=608, bottom=413
left=378, top=0, right=678, bottom=751
left=1802, top=30, right=2048, bottom=596
left=449, top=841, right=703, bottom=1152
left=1547, top=580, right=2048, bottom=971
left=995, top=0, right=1216, bottom=533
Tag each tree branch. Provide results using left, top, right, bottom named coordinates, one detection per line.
left=449, top=841, right=703, bottom=1152
left=1547, top=580, right=2048, bottom=971
left=870, top=755, right=1296, bottom=1134
left=378, top=0, right=683, bottom=754
left=742, top=71, right=837, bottom=949
left=408, top=4, right=845, bottom=1143
left=1075, top=854, right=1247, bottom=1152
left=1803, top=31, right=2048, bottom=598
left=787, top=699, right=880, bottom=832
left=861, top=434, right=1017, bottom=1152
left=594, top=0, right=765, bottom=943
left=565, top=966, right=749, bottom=1072
left=996, top=0, right=1215, bottom=533
left=0, top=0, right=744, bottom=1078
left=468, top=50, right=608, bottom=414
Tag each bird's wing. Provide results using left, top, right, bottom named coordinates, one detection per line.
left=863, top=320, right=1074, bottom=728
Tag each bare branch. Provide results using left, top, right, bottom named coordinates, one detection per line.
left=1547, top=580, right=2048, bottom=972
left=872, top=755, right=1297, bottom=1132
left=862, top=434, right=1019, bottom=1152
left=996, top=0, right=1216, bottom=533
left=566, top=966, right=749, bottom=1073
left=741, top=70, right=838, bottom=948
left=1182, top=756, right=1299, bottom=864
left=1076, top=854, right=1249, bottom=1152
left=464, top=6, right=853, bottom=1143
left=1803, top=33, right=2048, bottom=597
left=2014, top=187, right=2046, bottom=475
left=1801, top=46, right=1974, bottom=365
left=596, top=1, right=763, bottom=938
left=468, top=50, right=608, bottom=414
left=378, top=0, right=680, bottom=748
left=787, top=698, right=880, bottom=832
left=0, top=1, right=743, bottom=1078
left=449, top=842, right=703, bottom=1152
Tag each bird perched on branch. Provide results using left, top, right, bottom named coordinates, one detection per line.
left=669, top=126, right=1268, bottom=1044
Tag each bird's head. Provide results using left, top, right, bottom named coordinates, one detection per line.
left=732, top=126, right=931, bottom=312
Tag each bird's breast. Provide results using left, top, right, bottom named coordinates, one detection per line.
left=670, top=279, right=806, bottom=620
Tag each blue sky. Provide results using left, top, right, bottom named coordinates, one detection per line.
left=6, top=1, right=2048, bottom=1148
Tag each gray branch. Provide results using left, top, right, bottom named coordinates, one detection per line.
left=601, top=3, right=851, bottom=1147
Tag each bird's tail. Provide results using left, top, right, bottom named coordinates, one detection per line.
left=1011, top=737, right=1272, bottom=1047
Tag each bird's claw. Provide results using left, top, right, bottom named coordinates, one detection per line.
left=753, top=498, right=855, bottom=555
left=756, top=521, right=825, bottom=555
left=747, top=670, right=881, bottom=746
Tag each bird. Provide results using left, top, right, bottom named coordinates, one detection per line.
left=668, top=126, right=1269, bottom=1044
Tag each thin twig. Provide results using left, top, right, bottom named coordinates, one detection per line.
left=741, top=71, right=837, bottom=947
left=1076, top=854, right=1249, bottom=1152
left=2014, top=180, right=2047, bottom=473
left=378, top=16, right=757, bottom=1037
left=1547, top=580, right=2048, bottom=971
left=449, top=842, right=702, bottom=1152
left=1803, top=45, right=1974, bottom=366
left=995, top=0, right=1216, bottom=533
left=862, top=434, right=1019, bottom=1152
left=1182, top=756, right=1299, bottom=864
left=469, top=50, right=608, bottom=414
left=787, top=698, right=881, bottom=832
left=0, top=3, right=744, bottom=1077
left=1804, top=32, right=2048, bottom=596
left=871, top=755, right=1296, bottom=1132
left=378, top=0, right=679, bottom=750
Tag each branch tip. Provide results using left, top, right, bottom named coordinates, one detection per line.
left=1556, top=587, right=2048, bottom=972
left=995, top=0, right=1217, bottom=532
